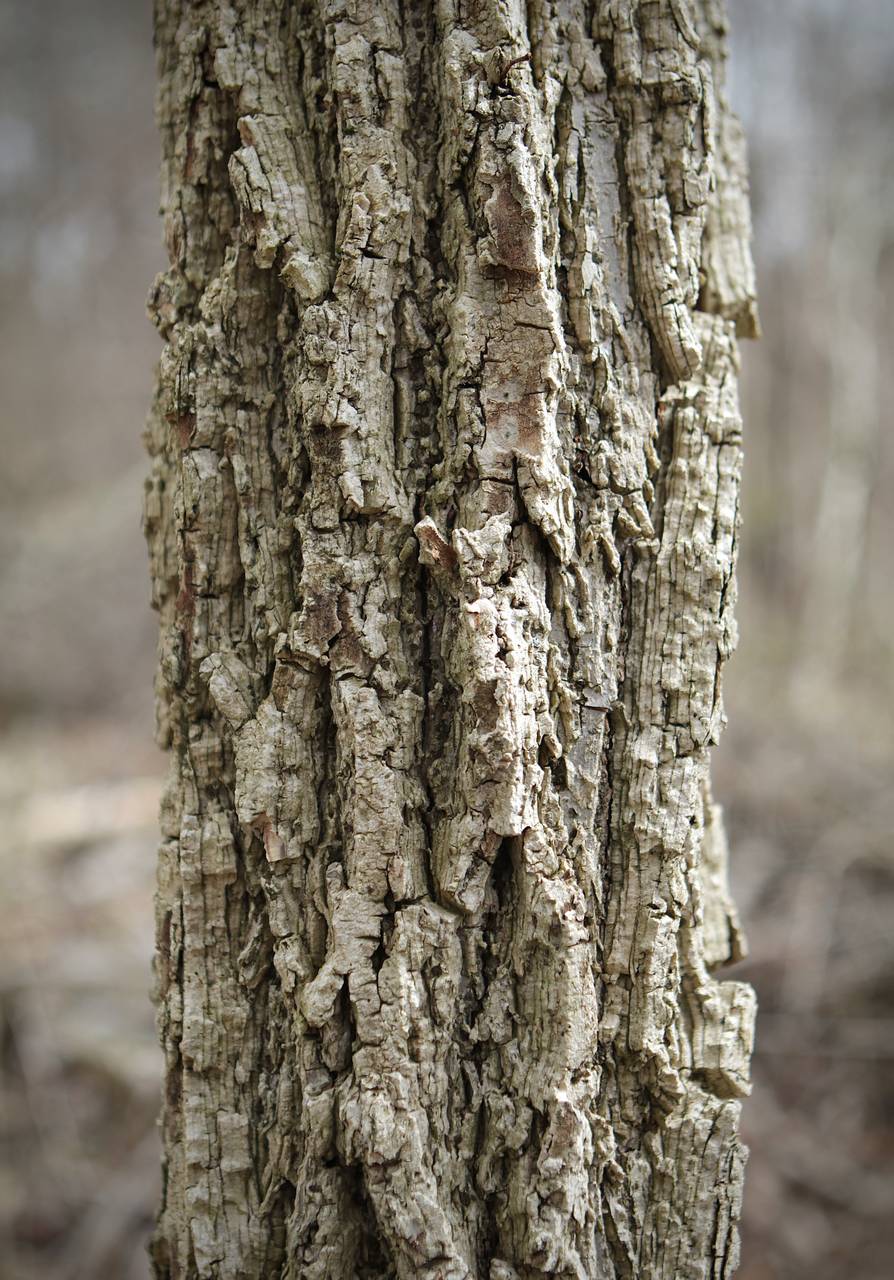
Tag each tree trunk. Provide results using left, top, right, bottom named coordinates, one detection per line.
left=145, top=2, right=758, bottom=1276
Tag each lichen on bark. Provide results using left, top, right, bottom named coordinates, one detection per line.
left=145, top=1, right=758, bottom=1276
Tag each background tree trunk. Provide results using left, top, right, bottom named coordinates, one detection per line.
left=145, top=1, right=758, bottom=1276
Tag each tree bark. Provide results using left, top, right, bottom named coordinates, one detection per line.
left=145, top=2, right=758, bottom=1276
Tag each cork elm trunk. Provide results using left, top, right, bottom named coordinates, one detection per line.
left=145, top=1, right=759, bottom=1276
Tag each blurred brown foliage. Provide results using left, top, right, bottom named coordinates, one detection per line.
left=0, top=1, right=891, bottom=1277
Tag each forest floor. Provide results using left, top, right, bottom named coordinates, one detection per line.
left=0, top=719, right=161, bottom=1280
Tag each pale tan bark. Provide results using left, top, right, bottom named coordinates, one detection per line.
left=145, top=2, right=757, bottom=1276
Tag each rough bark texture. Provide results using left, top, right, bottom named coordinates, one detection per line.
left=145, top=2, right=758, bottom=1276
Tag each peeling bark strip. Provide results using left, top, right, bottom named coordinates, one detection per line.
left=145, top=2, right=757, bottom=1277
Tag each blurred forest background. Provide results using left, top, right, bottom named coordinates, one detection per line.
left=1, top=1, right=892, bottom=1277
